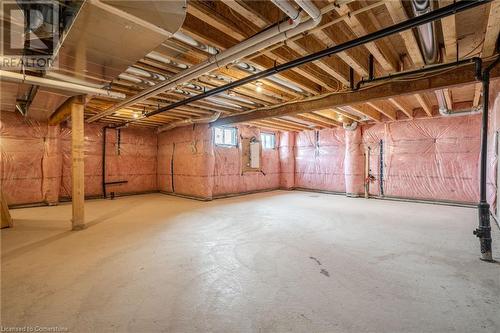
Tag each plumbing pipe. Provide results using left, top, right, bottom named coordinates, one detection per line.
left=270, top=0, right=301, bottom=23
left=157, top=112, right=222, bottom=133
left=0, top=70, right=125, bottom=99
left=87, top=0, right=310, bottom=122
left=146, top=52, right=189, bottom=69
left=295, top=0, right=322, bottom=22
left=237, top=62, right=304, bottom=92
left=474, top=52, right=500, bottom=262
left=117, top=0, right=489, bottom=126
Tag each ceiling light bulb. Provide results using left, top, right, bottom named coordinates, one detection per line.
left=256, top=85, right=262, bottom=93
left=133, top=112, right=140, bottom=119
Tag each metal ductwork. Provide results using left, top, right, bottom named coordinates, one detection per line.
left=47, top=0, right=186, bottom=86
left=435, top=90, right=482, bottom=116
left=411, top=0, right=438, bottom=64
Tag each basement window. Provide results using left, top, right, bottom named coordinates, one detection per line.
left=261, top=132, right=276, bottom=149
left=214, top=127, right=238, bottom=146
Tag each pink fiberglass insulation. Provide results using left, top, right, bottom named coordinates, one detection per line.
left=59, top=124, right=157, bottom=198
left=487, top=81, right=500, bottom=209
left=212, top=125, right=280, bottom=197
left=157, top=124, right=214, bottom=199
left=0, top=112, right=54, bottom=205
left=363, top=116, right=481, bottom=203
left=0, top=112, right=157, bottom=205
left=294, top=128, right=346, bottom=192
left=344, top=127, right=364, bottom=196
left=279, top=131, right=295, bottom=189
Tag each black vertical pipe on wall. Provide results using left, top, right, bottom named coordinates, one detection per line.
left=171, top=143, right=175, bottom=193
left=102, top=126, right=109, bottom=198
left=474, top=53, right=500, bottom=262
left=379, top=139, right=384, bottom=197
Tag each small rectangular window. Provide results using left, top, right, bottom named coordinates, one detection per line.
left=261, top=132, right=275, bottom=149
left=214, top=127, right=237, bottom=146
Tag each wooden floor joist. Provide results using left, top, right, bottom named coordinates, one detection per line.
left=213, top=62, right=500, bottom=126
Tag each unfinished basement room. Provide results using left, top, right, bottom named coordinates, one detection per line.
left=1, top=0, right=500, bottom=332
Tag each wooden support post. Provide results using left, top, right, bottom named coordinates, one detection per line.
left=71, top=96, right=86, bottom=230
left=1, top=191, right=13, bottom=228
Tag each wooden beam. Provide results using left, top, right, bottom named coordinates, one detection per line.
left=213, top=62, right=499, bottom=126
left=49, top=96, right=86, bottom=125
left=414, top=94, right=433, bottom=117
left=438, top=0, right=457, bottom=62
left=389, top=98, right=414, bottom=119
left=482, top=0, right=500, bottom=57
left=71, top=99, right=85, bottom=230
left=385, top=0, right=425, bottom=67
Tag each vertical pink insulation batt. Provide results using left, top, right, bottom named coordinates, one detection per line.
left=344, top=127, right=364, bottom=196
left=380, top=116, right=481, bottom=202
left=295, top=128, right=346, bottom=192
left=157, top=124, right=214, bottom=199
left=0, top=113, right=158, bottom=205
left=1, top=112, right=50, bottom=205
left=59, top=124, right=158, bottom=198
left=279, top=131, right=295, bottom=189
left=487, top=81, right=500, bottom=210
left=212, top=125, right=280, bottom=197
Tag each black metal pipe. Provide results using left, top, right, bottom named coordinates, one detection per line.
left=379, top=139, right=384, bottom=197
left=102, top=126, right=109, bottom=198
left=117, top=0, right=489, bottom=125
left=368, top=54, right=374, bottom=81
left=474, top=54, right=500, bottom=262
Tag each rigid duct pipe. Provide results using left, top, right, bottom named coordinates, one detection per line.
left=173, top=31, right=219, bottom=55
left=411, top=0, right=438, bottom=64
left=87, top=0, right=315, bottom=122
left=157, top=112, right=222, bottom=133
left=126, top=67, right=167, bottom=81
left=0, top=70, right=125, bottom=99
left=435, top=90, right=482, bottom=116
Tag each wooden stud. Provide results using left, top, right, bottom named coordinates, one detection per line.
left=71, top=97, right=86, bottom=230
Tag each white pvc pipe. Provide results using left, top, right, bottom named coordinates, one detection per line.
left=0, top=70, right=125, bottom=99
left=157, top=111, right=222, bottom=133
left=295, top=0, right=322, bottom=21
left=88, top=0, right=320, bottom=122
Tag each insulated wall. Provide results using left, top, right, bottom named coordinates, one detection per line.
left=364, top=116, right=481, bottom=203
left=59, top=124, right=158, bottom=198
left=212, top=125, right=280, bottom=197
left=294, top=127, right=346, bottom=192
left=0, top=112, right=158, bottom=205
left=294, top=115, right=482, bottom=203
left=0, top=112, right=58, bottom=205
left=157, top=124, right=214, bottom=199
left=157, top=124, right=280, bottom=199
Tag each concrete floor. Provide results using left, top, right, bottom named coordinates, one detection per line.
left=1, top=191, right=499, bottom=333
